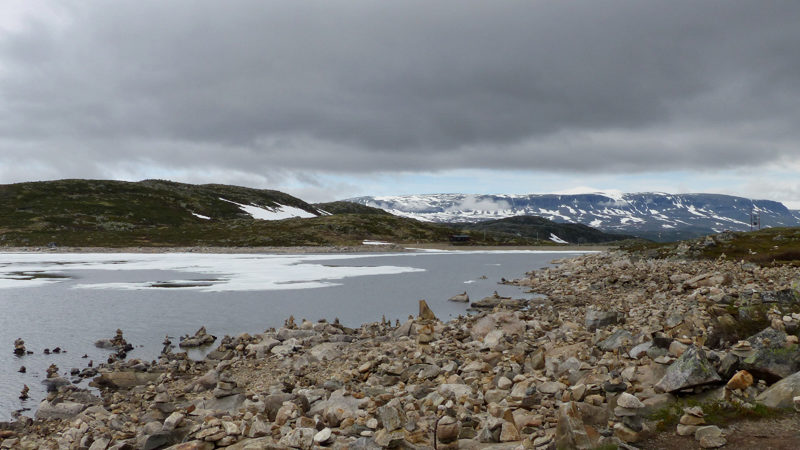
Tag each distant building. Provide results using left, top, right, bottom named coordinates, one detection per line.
left=449, top=234, right=471, bottom=244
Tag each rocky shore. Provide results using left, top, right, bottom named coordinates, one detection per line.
left=2, top=247, right=800, bottom=449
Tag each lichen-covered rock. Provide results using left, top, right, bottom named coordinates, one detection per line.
left=655, top=345, right=722, bottom=393
left=756, top=370, right=800, bottom=409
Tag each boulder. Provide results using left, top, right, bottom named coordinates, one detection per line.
left=655, top=345, right=722, bottom=393
left=178, top=326, right=216, bottom=348
left=585, top=308, right=621, bottom=331
left=448, top=292, right=469, bottom=303
left=756, top=370, right=800, bottom=409
left=726, top=370, right=754, bottom=390
left=419, top=299, right=437, bottom=321
left=35, top=400, right=86, bottom=420
left=309, top=342, right=345, bottom=361
left=91, top=371, right=161, bottom=389
left=741, top=329, right=800, bottom=382
left=597, top=329, right=633, bottom=352
left=554, top=402, right=593, bottom=450
left=471, top=311, right=525, bottom=341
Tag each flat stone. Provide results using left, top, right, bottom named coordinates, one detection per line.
left=314, top=427, right=332, bottom=444
left=538, top=381, right=566, bottom=395
left=616, top=392, right=644, bottom=409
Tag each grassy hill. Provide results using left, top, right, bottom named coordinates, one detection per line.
left=314, top=201, right=391, bottom=215
left=0, top=179, right=556, bottom=247
left=624, top=227, right=800, bottom=266
left=452, top=215, right=636, bottom=244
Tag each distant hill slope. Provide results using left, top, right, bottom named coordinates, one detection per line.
left=347, top=192, right=800, bottom=241
left=0, top=180, right=549, bottom=247
left=625, top=227, right=800, bottom=267
left=454, top=216, right=635, bottom=244
left=314, top=201, right=391, bottom=215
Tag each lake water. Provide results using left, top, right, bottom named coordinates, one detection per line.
left=0, top=249, right=588, bottom=421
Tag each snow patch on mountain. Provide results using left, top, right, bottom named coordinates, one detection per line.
left=346, top=192, right=800, bottom=241
left=220, top=198, right=317, bottom=220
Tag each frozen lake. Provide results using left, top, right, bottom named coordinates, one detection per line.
left=0, top=249, right=588, bottom=420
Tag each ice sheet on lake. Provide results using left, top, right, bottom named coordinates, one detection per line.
left=0, top=253, right=423, bottom=292
left=0, top=249, right=597, bottom=292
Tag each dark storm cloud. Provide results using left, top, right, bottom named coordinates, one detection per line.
left=1, top=0, right=799, bottom=178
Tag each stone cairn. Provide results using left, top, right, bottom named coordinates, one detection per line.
left=13, top=338, right=25, bottom=356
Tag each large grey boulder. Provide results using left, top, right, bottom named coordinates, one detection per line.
left=35, top=400, right=86, bottom=420
left=585, top=308, right=621, bottom=331
left=655, top=345, right=722, bottom=393
left=756, top=370, right=800, bottom=409
left=597, top=329, right=633, bottom=352
left=741, top=328, right=800, bottom=382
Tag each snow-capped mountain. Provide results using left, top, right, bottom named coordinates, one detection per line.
left=346, top=192, right=800, bottom=241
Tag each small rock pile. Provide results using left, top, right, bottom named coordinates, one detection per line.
left=179, top=326, right=217, bottom=348
left=13, top=338, right=25, bottom=356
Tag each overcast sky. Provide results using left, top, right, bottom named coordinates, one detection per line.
left=1, top=0, right=799, bottom=206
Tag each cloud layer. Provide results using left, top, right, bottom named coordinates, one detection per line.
left=1, top=0, right=799, bottom=183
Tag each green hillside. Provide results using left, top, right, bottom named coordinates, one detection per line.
left=453, top=215, right=636, bottom=244
left=624, top=227, right=800, bottom=266
left=0, top=179, right=552, bottom=247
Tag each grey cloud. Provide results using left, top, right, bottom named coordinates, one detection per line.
left=1, top=0, right=799, bottom=178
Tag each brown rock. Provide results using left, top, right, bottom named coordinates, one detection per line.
left=418, top=299, right=437, bottom=321
left=726, top=370, right=754, bottom=391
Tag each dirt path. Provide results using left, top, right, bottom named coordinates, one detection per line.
left=640, top=414, right=800, bottom=449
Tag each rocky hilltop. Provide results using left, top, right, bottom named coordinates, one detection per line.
left=3, top=242, right=800, bottom=449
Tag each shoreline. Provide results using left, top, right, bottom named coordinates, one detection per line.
left=0, top=244, right=613, bottom=254
left=4, top=245, right=797, bottom=449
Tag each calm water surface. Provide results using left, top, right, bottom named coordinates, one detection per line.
left=0, top=250, right=586, bottom=420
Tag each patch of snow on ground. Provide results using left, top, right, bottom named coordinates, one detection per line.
left=219, top=198, right=316, bottom=220
left=191, top=212, right=211, bottom=220
left=362, top=240, right=392, bottom=246
left=549, top=233, right=568, bottom=244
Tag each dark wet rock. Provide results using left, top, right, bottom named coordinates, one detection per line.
left=42, top=376, right=70, bottom=392
left=13, top=338, right=25, bottom=356
left=655, top=346, right=722, bottom=393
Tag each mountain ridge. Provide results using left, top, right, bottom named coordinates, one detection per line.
left=347, top=192, right=800, bottom=241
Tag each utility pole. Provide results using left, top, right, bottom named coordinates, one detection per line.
left=750, top=208, right=761, bottom=231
